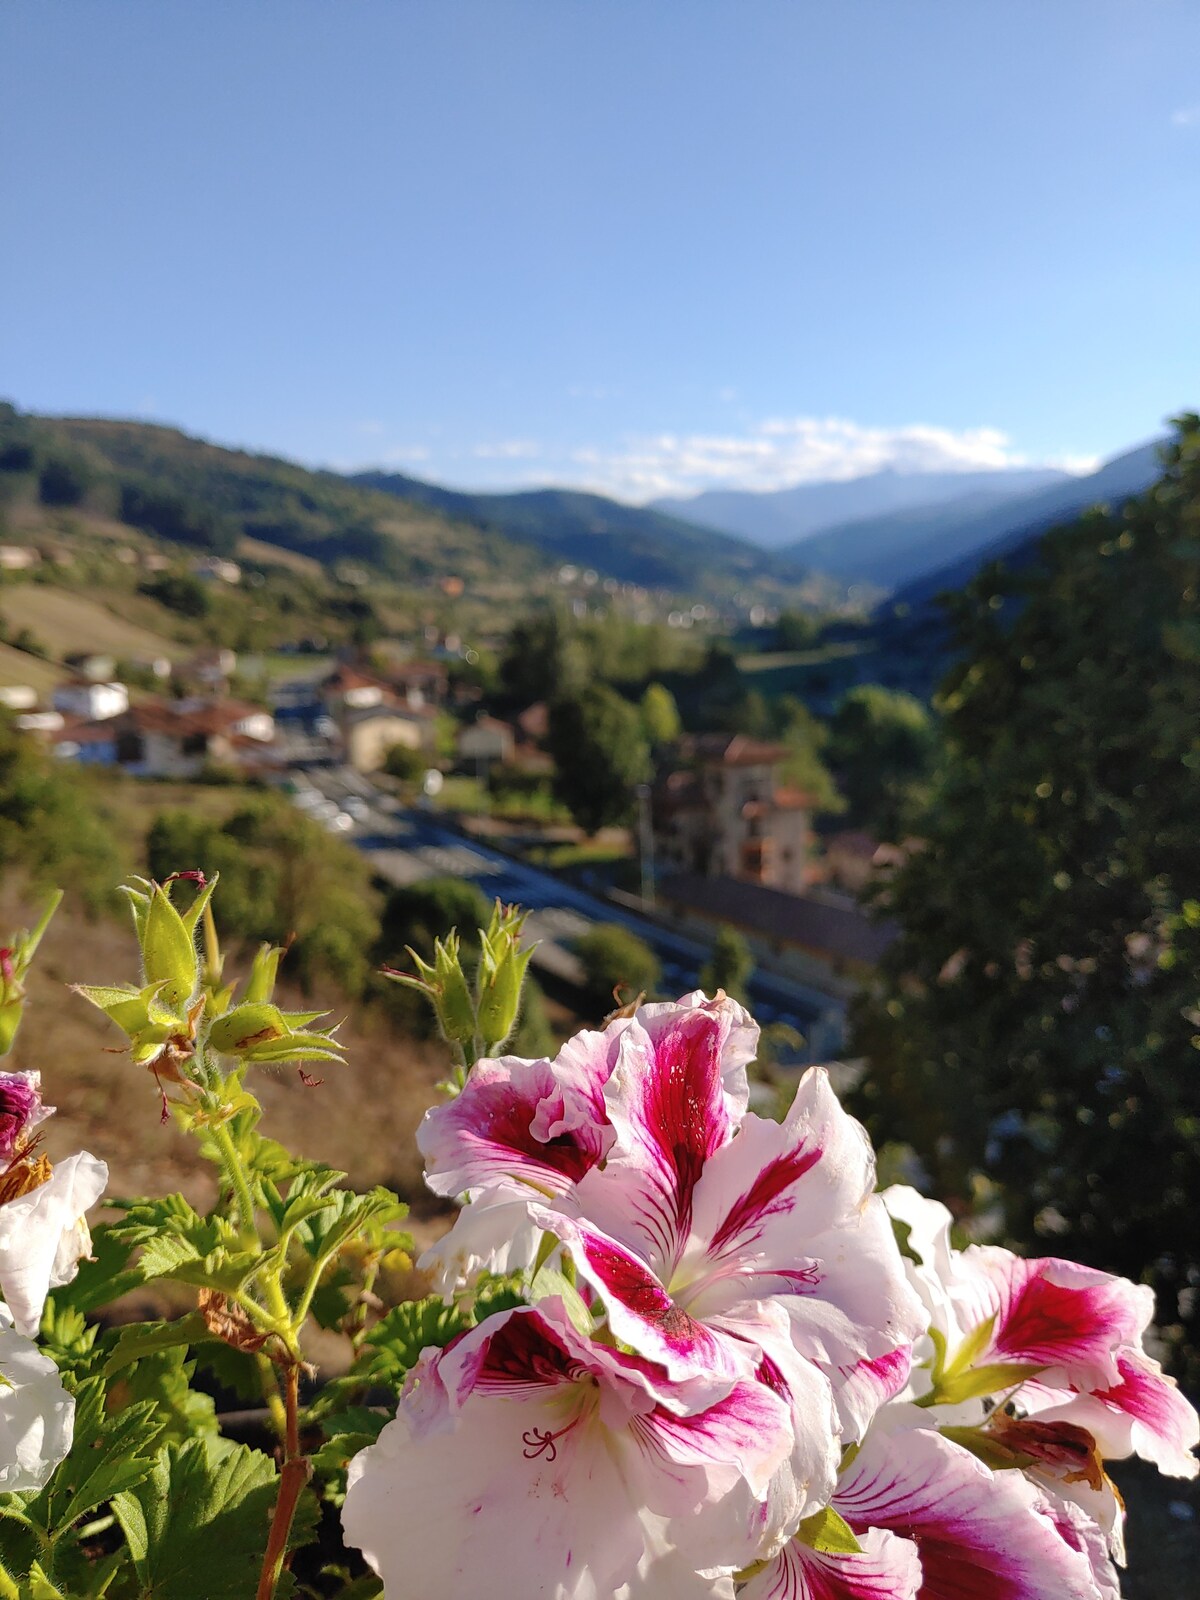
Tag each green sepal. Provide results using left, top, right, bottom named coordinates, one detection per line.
left=136, top=882, right=199, bottom=1012
left=933, top=1359, right=1047, bottom=1406
left=796, top=1505, right=862, bottom=1555
left=529, top=1263, right=593, bottom=1338
left=242, top=942, right=285, bottom=1004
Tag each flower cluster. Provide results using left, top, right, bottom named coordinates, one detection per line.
left=0, top=898, right=109, bottom=1497
left=341, top=992, right=1198, bottom=1599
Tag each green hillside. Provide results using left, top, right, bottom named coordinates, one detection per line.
left=350, top=471, right=784, bottom=592
left=1, top=404, right=545, bottom=587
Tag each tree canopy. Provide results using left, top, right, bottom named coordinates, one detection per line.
left=547, top=685, right=651, bottom=834
left=851, top=418, right=1200, bottom=1373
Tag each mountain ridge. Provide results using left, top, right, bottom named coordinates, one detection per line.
left=652, top=465, right=1070, bottom=549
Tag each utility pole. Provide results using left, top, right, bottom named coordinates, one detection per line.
left=636, top=782, right=655, bottom=908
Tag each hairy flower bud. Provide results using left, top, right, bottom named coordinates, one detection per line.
left=0, top=892, right=62, bottom=1058
left=385, top=932, right=477, bottom=1049
left=475, top=903, right=535, bottom=1053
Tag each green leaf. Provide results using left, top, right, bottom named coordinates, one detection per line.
left=108, top=1195, right=261, bottom=1294
left=353, top=1297, right=470, bottom=1386
left=111, top=1438, right=319, bottom=1600
left=109, top=1349, right=220, bottom=1450
left=102, top=1315, right=212, bottom=1379
left=19, top=1377, right=163, bottom=1540
left=796, top=1505, right=862, bottom=1555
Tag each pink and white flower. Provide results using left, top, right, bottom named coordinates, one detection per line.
left=342, top=1299, right=792, bottom=1599
left=882, top=1186, right=1198, bottom=1480
left=536, top=1058, right=922, bottom=1442
left=742, top=1404, right=1109, bottom=1600
left=0, top=1070, right=52, bottom=1161
left=419, top=991, right=758, bottom=1291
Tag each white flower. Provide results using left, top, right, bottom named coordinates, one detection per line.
left=0, top=1151, right=108, bottom=1335
left=0, top=1306, right=74, bottom=1492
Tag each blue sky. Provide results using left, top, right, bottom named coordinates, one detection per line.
left=2, top=1, right=1197, bottom=501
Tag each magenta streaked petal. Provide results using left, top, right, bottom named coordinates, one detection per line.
left=418, top=1053, right=602, bottom=1199
left=690, top=1072, right=876, bottom=1273
left=1032, top=1348, right=1199, bottom=1480
left=834, top=1407, right=1099, bottom=1600
left=576, top=1004, right=743, bottom=1269
left=631, top=1377, right=793, bottom=1509
left=948, top=1250, right=1152, bottom=1392
left=533, top=1208, right=751, bottom=1398
left=827, top=1347, right=914, bottom=1446
left=741, top=1529, right=922, bottom=1600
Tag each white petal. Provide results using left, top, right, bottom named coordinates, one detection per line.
left=0, top=1151, right=108, bottom=1335
left=0, top=1310, right=74, bottom=1491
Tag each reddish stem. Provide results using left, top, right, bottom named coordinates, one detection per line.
left=255, top=1363, right=310, bottom=1600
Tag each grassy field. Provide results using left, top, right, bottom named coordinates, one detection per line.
left=0, top=583, right=186, bottom=663
left=0, top=640, right=64, bottom=693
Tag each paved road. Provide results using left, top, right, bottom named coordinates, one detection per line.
left=300, top=767, right=847, bottom=1063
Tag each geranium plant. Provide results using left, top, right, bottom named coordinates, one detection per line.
left=0, top=877, right=1195, bottom=1599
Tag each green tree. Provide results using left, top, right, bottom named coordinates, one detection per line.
left=499, top=608, right=587, bottom=706
left=546, top=685, right=650, bottom=834
left=827, top=684, right=937, bottom=835
left=0, top=718, right=124, bottom=913
left=772, top=696, right=843, bottom=814
left=699, top=924, right=753, bottom=1003
left=639, top=682, right=682, bottom=747
left=851, top=418, right=1200, bottom=1373
left=575, top=923, right=661, bottom=1015
left=38, top=454, right=91, bottom=507
left=377, top=876, right=491, bottom=967
left=382, top=742, right=425, bottom=782
left=146, top=798, right=379, bottom=995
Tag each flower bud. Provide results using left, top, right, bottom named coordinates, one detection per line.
left=475, top=905, right=536, bottom=1053
left=243, top=942, right=285, bottom=1005
left=0, top=892, right=62, bottom=1057
left=208, top=1000, right=344, bottom=1067
left=385, top=931, right=477, bottom=1048
left=122, top=874, right=218, bottom=1016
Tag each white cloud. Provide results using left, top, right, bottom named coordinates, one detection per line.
left=1171, top=105, right=1200, bottom=127
left=567, top=415, right=1046, bottom=501
left=472, top=439, right=541, bottom=460
left=380, top=443, right=432, bottom=465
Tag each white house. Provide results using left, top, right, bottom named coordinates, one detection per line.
left=52, top=679, right=130, bottom=722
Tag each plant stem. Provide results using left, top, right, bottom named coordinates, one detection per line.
left=255, top=1363, right=310, bottom=1600
left=209, top=1117, right=261, bottom=1254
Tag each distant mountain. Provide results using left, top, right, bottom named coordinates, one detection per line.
left=350, top=472, right=779, bottom=591
left=886, top=440, right=1164, bottom=610
left=653, top=466, right=1069, bottom=551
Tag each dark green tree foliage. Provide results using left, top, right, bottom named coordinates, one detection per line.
left=699, top=924, right=753, bottom=1004
left=377, top=876, right=491, bottom=966
left=851, top=419, right=1200, bottom=1368
left=139, top=572, right=213, bottom=617
left=575, top=924, right=661, bottom=1015
left=547, top=685, right=651, bottom=834
left=828, top=684, right=938, bottom=836
left=38, top=453, right=91, bottom=507
left=0, top=718, right=124, bottom=913
left=120, top=480, right=240, bottom=557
